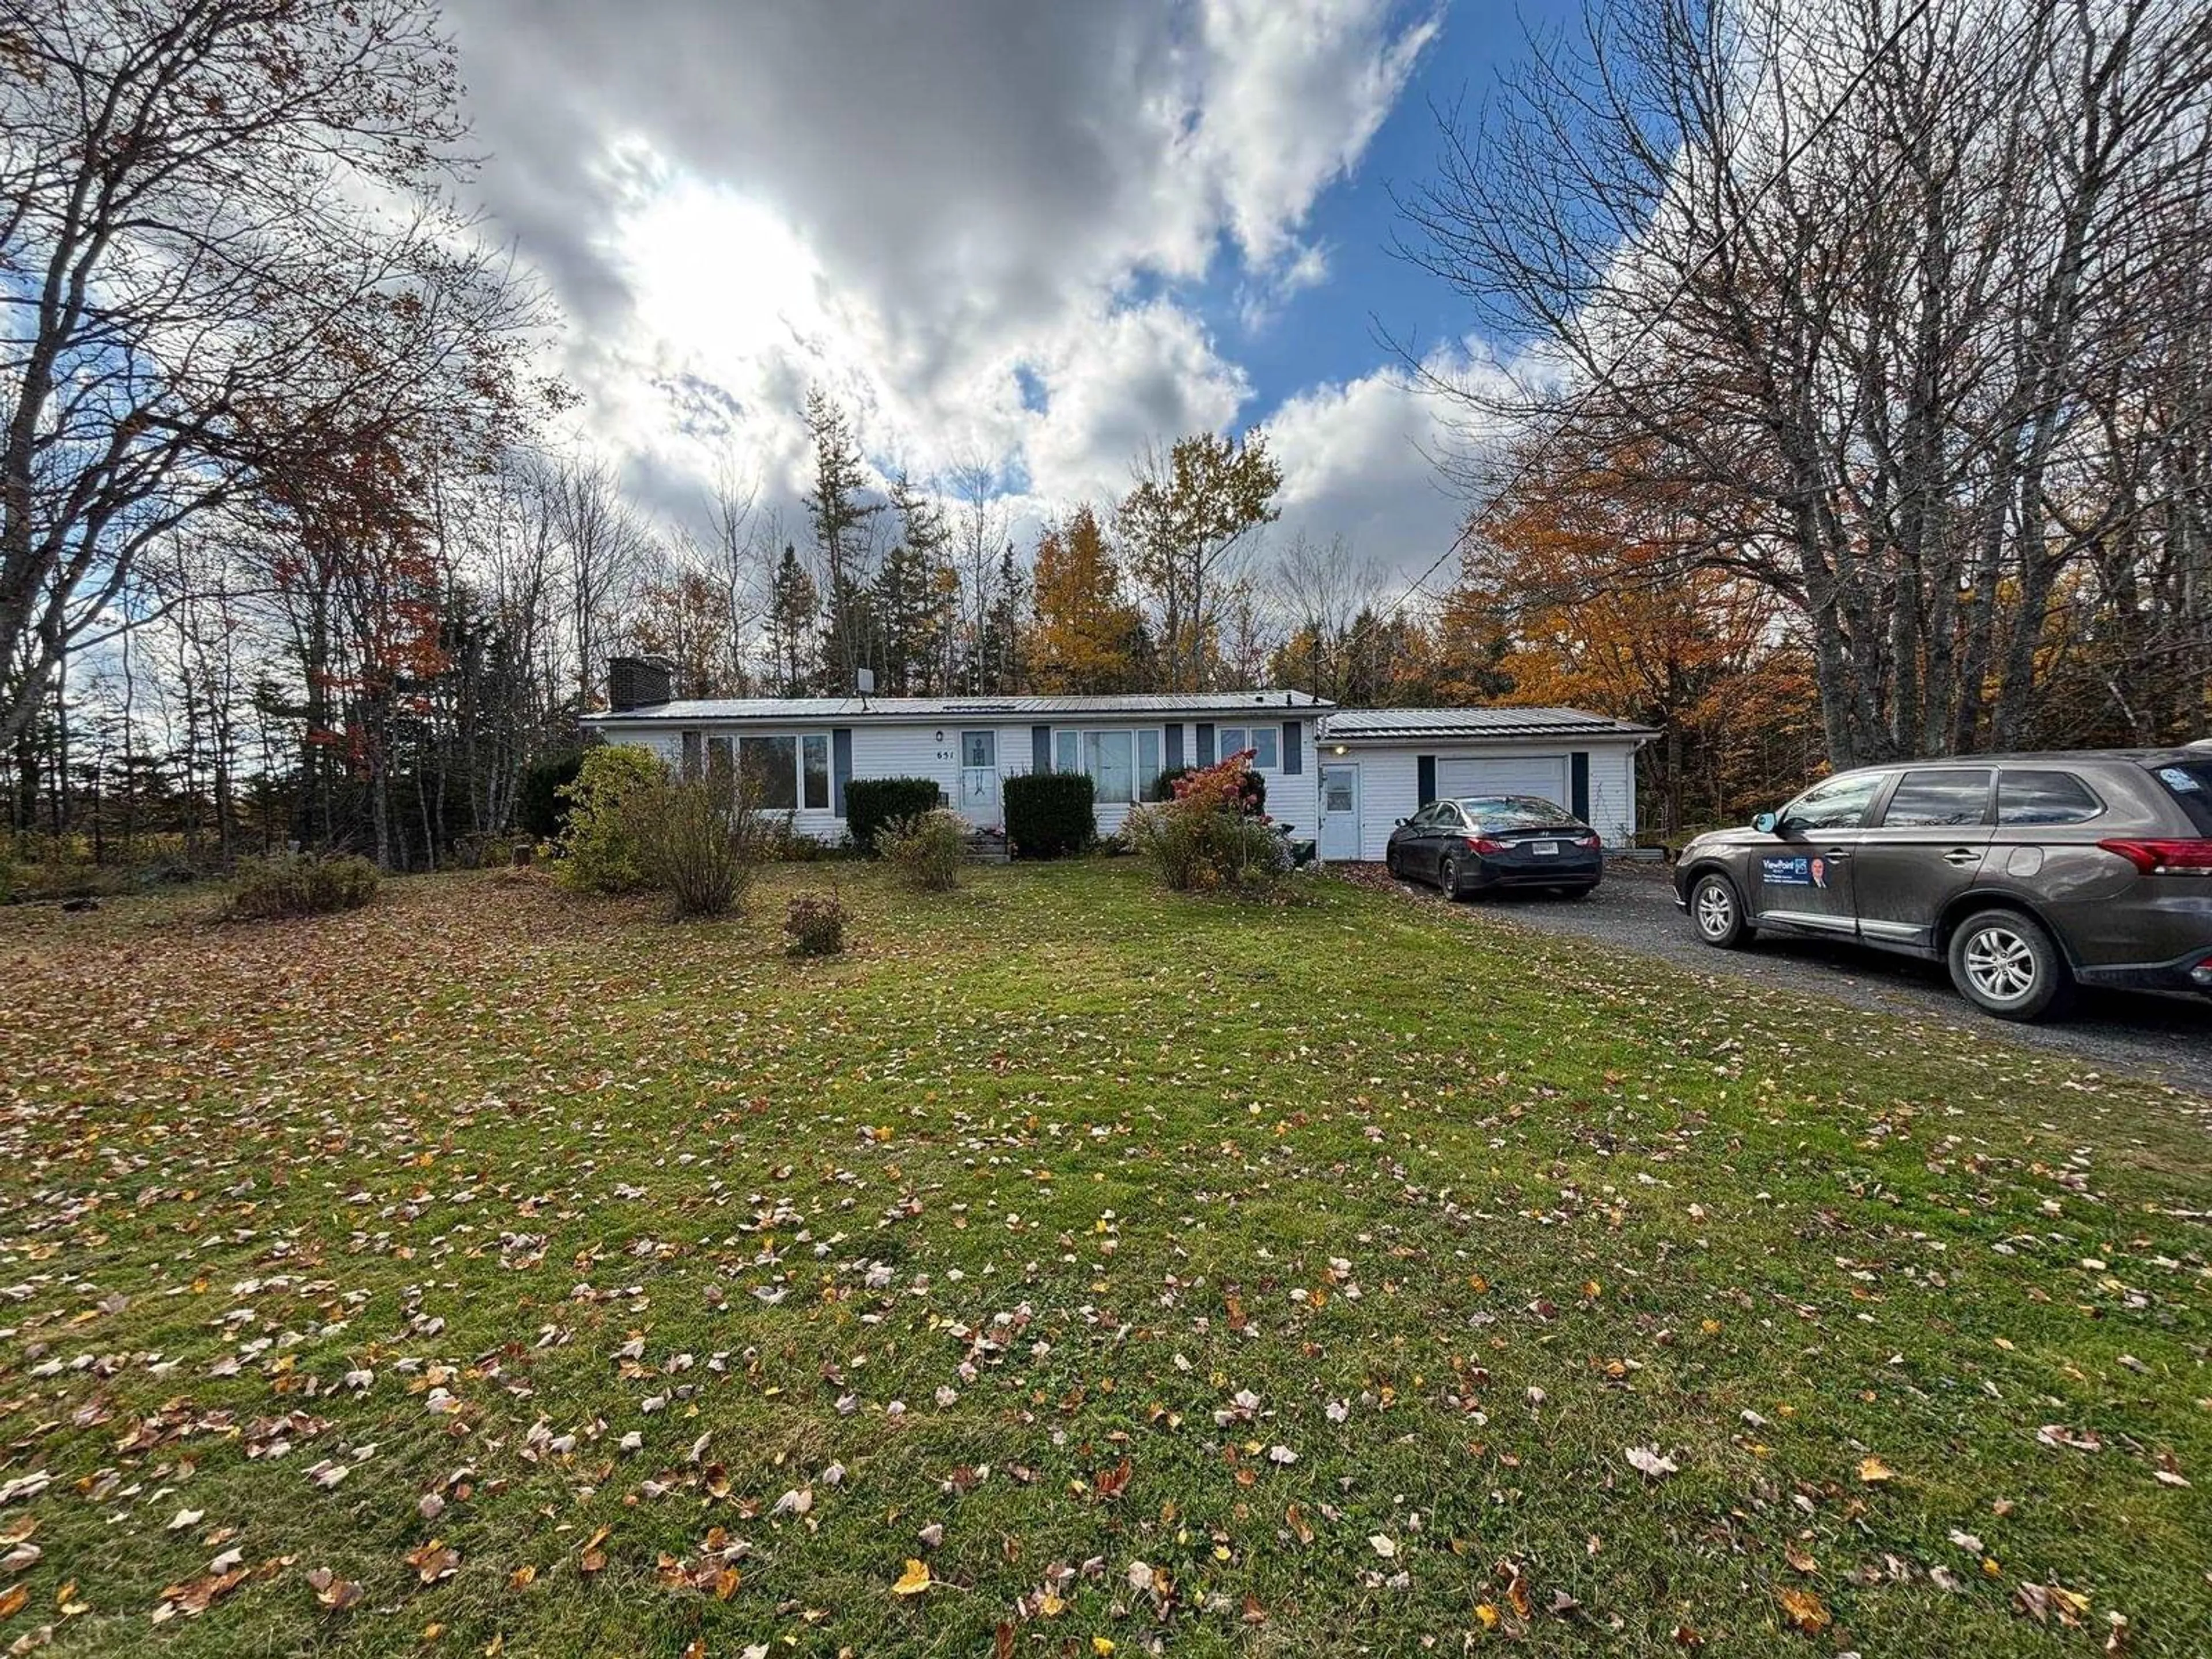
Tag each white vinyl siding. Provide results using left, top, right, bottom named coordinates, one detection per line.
left=596, top=713, right=1327, bottom=844
left=1330, top=741, right=1641, bottom=859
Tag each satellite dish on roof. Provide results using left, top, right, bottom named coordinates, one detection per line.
left=856, top=668, right=876, bottom=695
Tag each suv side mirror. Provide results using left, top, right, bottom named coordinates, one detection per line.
left=1752, top=811, right=1779, bottom=834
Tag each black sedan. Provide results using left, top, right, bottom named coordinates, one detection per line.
left=1385, top=795, right=1605, bottom=898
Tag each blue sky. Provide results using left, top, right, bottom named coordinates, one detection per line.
left=1207, top=1, right=1578, bottom=416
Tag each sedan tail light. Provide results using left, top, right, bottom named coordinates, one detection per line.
left=2099, top=838, right=2212, bottom=876
left=1575, top=834, right=1601, bottom=849
left=1465, top=836, right=1508, bottom=854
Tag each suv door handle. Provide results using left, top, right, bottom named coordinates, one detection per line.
left=1944, top=848, right=1980, bottom=867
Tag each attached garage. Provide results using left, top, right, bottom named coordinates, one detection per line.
left=1313, top=707, right=1657, bottom=862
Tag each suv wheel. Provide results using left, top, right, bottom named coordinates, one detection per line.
left=1689, top=872, right=1751, bottom=949
left=1948, top=908, right=2071, bottom=1022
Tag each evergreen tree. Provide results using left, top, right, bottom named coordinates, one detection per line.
left=765, top=543, right=820, bottom=694
left=974, top=540, right=1029, bottom=693
left=874, top=475, right=956, bottom=694
left=803, top=389, right=881, bottom=690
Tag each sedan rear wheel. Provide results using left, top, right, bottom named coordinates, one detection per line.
left=1690, top=872, right=1751, bottom=949
left=1948, top=908, right=2071, bottom=1022
left=1438, top=852, right=1464, bottom=900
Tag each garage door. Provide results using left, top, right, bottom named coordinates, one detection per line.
left=1436, top=755, right=1570, bottom=810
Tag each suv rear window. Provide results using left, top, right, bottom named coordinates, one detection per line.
left=1997, top=770, right=2104, bottom=827
left=1881, top=769, right=1991, bottom=827
left=2149, top=760, right=2212, bottom=834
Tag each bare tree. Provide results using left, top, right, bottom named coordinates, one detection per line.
left=0, top=0, right=546, bottom=747
left=551, top=456, right=650, bottom=712
left=1397, top=0, right=2212, bottom=762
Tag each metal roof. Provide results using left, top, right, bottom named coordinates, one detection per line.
left=586, top=690, right=1335, bottom=724
left=1319, top=707, right=1657, bottom=742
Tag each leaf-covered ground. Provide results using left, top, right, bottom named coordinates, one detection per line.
left=1, top=863, right=2207, bottom=1657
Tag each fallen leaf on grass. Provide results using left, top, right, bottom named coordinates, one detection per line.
left=1857, top=1455, right=1896, bottom=1483
left=1777, top=1586, right=1830, bottom=1633
left=1626, top=1446, right=1678, bottom=1479
left=306, top=1568, right=361, bottom=1612
left=1367, top=1535, right=1396, bottom=1559
left=891, top=1559, right=932, bottom=1596
left=0, top=1589, right=22, bottom=1620
left=404, top=1540, right=460, bottom=1585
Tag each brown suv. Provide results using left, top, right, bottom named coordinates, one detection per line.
left=1672, top=750, right=2212, bottom=1020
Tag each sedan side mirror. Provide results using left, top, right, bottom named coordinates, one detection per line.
left=1394, top=817, right=1407, bottom=827
left=1752, top=811, right=1779, bottom=834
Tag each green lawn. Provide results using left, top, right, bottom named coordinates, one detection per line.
left=2, top=862, right=2207, bottom=1657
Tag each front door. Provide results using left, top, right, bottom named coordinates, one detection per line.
left=1752, top=771, right=1889, bottom=933
left=958, top=730, right=999, bottom=827
left=1319, top=763, right=1361, bottom=861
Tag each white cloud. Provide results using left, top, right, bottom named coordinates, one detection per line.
left=1264, top=344, right=1513, bottom=590
left=445, top=0, right=1448, bottom=567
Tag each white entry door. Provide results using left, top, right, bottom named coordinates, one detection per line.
left=1319, top=762, right=1361, bottom=861
left=958, top=729, right=1000, bottom=827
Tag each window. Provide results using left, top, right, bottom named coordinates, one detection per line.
left=2150, top=761, right=2212, bottom=834
left=1085, top=731, right=1135, bottom=803
left=1779, top=771, right=1885, bottom=834
left=1880, top=768, right=1991, bottom=828
left=1053, top=729, right=1160, bottom=803
left=740, top=736, right=798, bottom=810
left=1995, top=770, right=2101, bottom=827
left=1218, top=725, right=1279, bottom=769
left=802, top=734, right=830, bottom=810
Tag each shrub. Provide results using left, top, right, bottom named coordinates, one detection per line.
left=230, top=853, right=381, bottom=919
left=878, top=807, right=966, bottom=891
left=1003, top=771, right=1096, bottom=859
left=518, top=749, right=585, bottom=840
left=1127, top=752, right=1287, bottom=895
left=1148, top=761, right=1264, bottom=813
left=845, top=777, right=944, bottom=854
left=631, top=770, right=763, bottom=918
left=759, top=812, right=831, bottom=862
left=554, top=745, right=666, bottom=894
left=783, top=891, right=849, bottom=956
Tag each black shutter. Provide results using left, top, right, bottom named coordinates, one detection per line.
left=1416, top=755, right=1436, bottom=807
left=1164, top=724, right=1184, bottom=771
left=1196, top=723, right=1216, bottom=766
left=1031, top=724, right=1052, bottom=772
left=1281, top=720, right=1302, bottom=774
left=832, top=728, right=853, bottom=815
left=1570, top=752, right=1590, bottom=820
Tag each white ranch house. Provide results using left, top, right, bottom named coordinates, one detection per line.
left=584, top=661, right=1654, bottom=860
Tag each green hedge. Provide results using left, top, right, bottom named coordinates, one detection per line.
left=1005, top=771, right=1096, bottom=859
left=845, top=777, right=944, bottom=853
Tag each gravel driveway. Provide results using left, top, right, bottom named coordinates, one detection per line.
left=1342, top=859, right=2212, bottom=1094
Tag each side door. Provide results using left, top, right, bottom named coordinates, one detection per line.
left=1752, top=771, right=1889, bottom=933
left=1319, top=763, right=1361, bottom=862
left=1851, top=768, right=1995, bottom=952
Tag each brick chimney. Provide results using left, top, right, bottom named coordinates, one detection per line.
left=607, top=656, right=674, bottom=712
